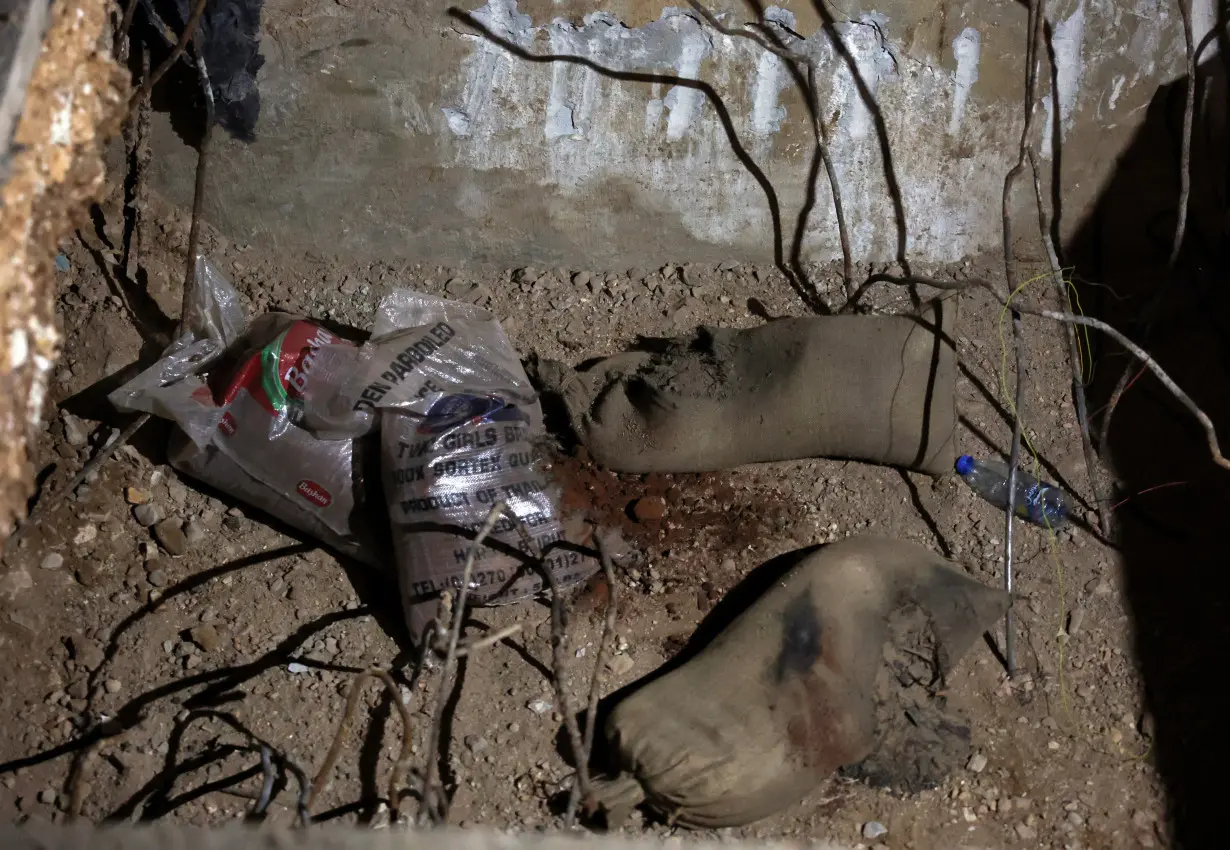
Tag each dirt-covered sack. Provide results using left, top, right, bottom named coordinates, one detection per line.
left=301, top=290, right=597, bottom=632
left=110, top=257, right=381, bottom=565
left=589, top=536, right=1007, bottom=828
left=540, top=301, right=957, bottom=476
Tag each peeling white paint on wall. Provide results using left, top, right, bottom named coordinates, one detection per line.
left=828, top=16, right=897, bottom=140
left=1041, top=1, right=1086, bottom=159
left=750, top=51, right=786, bottom=135
left=442, top=0, right=535, bottom=138
left=748, top=8, right=797, bottom=136
left=948, top=27, right=980, bottom=135
left=432, top=0, right=1184, bottom=262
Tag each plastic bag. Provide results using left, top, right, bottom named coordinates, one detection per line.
left=110, top=257, right=381, bottom=565
left=305, top=290, right=596, bottom=629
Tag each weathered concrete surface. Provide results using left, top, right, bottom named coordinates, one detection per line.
left=148, top=0, right=1201, bottom=270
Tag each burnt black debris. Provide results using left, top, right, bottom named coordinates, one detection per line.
left=166, top=0, right=265, bottom=141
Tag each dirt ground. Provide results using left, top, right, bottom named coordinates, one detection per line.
left=0, top=191, right=1170, bottom=849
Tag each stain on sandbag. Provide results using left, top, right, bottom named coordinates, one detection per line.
left=590, top=538, right=1008, bottom=829
left=774, top=592, right=822, bottom=682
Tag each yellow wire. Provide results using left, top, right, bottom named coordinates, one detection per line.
left=996, top=272, right=1072, bottom=721
left=999, top=273, right=1151, bottom=761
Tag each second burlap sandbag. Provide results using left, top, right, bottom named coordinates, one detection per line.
left=540, top=300, right=957, bottom=475
left=588, top=536, right=1008, bottom=828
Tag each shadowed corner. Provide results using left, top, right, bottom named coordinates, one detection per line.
left=1066, top=24, right=1230, bottom=846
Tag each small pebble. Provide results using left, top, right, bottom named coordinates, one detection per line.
left=1047, top=740, right=1061, bottom=751
left=104, top=679, right=122, bottom=694
left=62, top=414, right=88, bottom=448
left=287, top=662, right=309, bottom=674
left=40, top=553, right=64, bottom=571
left=1016, top=824, right=1038, bottom=840
left=154, top=519, right=187, bottom=556
left=527, top=698, right=553, bottom=715
left=862, top=821, right=888, bottom=840
left=605, top=654, right=635, bottom=676
left=183, top=519, right=205, bottom=545
left=38, top=789, right=56, bottom=805
left=464, top=735, right=489, bottom=754
left=146, top=569, right=167, bottom=588
left=966, top=752, right=988, bottom=773
left=133, top=504, right=159, bottom=527
left=73, top=525, right=97, bottom=546
left=1068, top=605, right=1086, bottom=636
left=125, top=487, right=150, bottom=505
left=190, top=624, right=221, bottom=653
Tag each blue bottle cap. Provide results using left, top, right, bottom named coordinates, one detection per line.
left=955, top=455, right=976, bottom=475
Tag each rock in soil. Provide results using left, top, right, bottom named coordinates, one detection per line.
left=183, top=519, right=205, bottom=546
left=632, top=496, right=667, bottom=522
left=862, top=821, right=888, bottom=840
left=62, top=414, right=89, bottom=448
left=154, top=519, right=187, bottom=556
left=189, top=624, right=221, bottom=652
left=605, top=654, right=635, bottom=676
left=69, top=636, right=104, bottom=670
left=40, top=553, right=63, bottom=571
left=133, top=504, right=159, bottom=527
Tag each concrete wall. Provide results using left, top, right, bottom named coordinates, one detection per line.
left=149, top=0, right=1205, bottom=270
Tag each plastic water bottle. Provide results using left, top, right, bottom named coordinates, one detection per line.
left=955, top=455, right=1071, bottom=529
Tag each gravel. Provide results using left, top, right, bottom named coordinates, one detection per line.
left=862, top=821, right=888, bottom=840
left=966, top=752, right=988, bottom=773
left=40, top=553, right=63, bottom=571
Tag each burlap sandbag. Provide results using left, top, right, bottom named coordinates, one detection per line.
left=540, top=301, right=957, bottom=475
left=588, top=536, right=1008, bottom=828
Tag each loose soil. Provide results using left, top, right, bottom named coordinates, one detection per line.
left=0, top=191, right=1167, bottom=849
